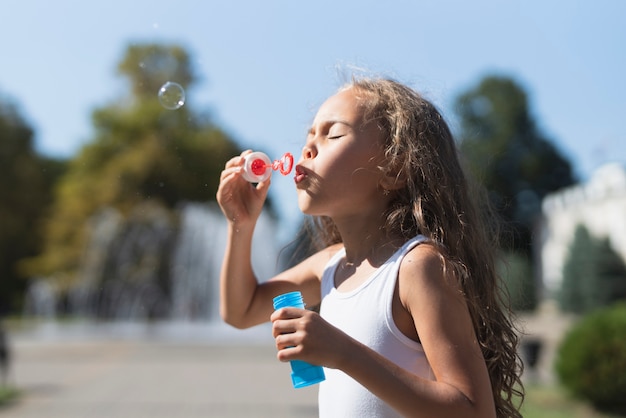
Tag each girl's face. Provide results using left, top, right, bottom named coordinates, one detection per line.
left=295, top=87, right=388, bottom=218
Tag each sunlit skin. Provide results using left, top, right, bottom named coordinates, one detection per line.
left=294, top=89, right=390, bottom=221
left=216, top=87, right=496, bottom=417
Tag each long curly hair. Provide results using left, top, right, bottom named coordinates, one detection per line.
left=304, top=77, right=524, bottom=417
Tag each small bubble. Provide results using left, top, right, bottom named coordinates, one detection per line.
left=158, top=81, right=185, bottom=110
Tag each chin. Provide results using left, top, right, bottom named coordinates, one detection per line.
left=297, top=202, right=313, bottom=215
left=296, top=190, right=326, bottom=217
left=296, top=192, right=311, bottom=212
left=297, top=201, right=319, bottom=217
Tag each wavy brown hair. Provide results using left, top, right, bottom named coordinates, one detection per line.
left=304, top=77, right=524, bottom=417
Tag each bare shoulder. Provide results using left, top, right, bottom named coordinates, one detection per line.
left=399, top=242, right=461, bottom=293
left=397, top=242, right=467, bottom=319
left=398, top=241, right=476, bottom=348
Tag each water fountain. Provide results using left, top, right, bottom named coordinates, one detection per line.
left=170, top=202, right=279, bottom=321
left=23, top=201, right=284, bottom=343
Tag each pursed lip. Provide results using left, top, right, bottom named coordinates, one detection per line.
left=294, top=165, right=308, bottom=185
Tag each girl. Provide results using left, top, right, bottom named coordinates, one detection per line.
left=217, top=77, right=523, bottom=417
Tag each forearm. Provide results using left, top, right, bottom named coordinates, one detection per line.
left=216, top=152, right=276, bottom=328
left=337, top=337, right=494, bottom=418
left=219, top=223, right=262, bottom=329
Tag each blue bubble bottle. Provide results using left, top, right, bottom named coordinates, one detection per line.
left=272, top=291, right=326, bottom=388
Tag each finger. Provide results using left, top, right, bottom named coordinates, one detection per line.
left=276, top=345, right=301, bottom=362
left=275, top=333, right=295, bottom=350
left=270, top=307, right=303, bottom=322
left=220, top=166, right=243, bottom=180
left=224, top=155, right=245, bottom=169
left=274, top=329, right=305, bottom=351
left=255, top=177, right=272, bottom=193
left=271, top=318, right=297, bottom=338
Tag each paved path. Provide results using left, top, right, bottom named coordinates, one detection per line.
left=1, top=303, right=575, bottom=418
left=1, top=323, right=318, bottom=418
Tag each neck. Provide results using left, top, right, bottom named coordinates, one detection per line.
left=333, top=213, right=404, bottom=267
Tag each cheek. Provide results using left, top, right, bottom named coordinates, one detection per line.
left=348, top=165, right=381, bottom=184
left=317, top=140, right=384, bottom=189
left=329, top=156, right=381, bottom=188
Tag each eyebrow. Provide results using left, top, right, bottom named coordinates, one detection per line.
left=307, top=119, right=353, bottom=134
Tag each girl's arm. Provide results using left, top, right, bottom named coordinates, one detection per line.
left=217, top=151, right=269, bottom=328
left=271, top=244, right=496, bottom=418
left=217, top=151, right=334, bottom=329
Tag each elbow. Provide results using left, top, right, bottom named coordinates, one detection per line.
left=219, top=308, right=249, bottom=330
left=452, top=394, right=496, bottom=418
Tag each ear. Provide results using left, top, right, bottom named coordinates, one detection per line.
left=379, top=171, right=406, bottom=192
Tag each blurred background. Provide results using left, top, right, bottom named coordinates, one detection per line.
left=1, top=0, right=625, bottom=416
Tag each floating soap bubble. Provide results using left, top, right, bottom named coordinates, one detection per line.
left=158, top=81, right=185, bottom=110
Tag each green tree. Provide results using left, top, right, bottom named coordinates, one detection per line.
left=556, top=302, right=626, bottom=414
left=560, top=224, right=626, bottom=314
left=0, top=97, right=66, bottom=313
left=559, top=224, right=591, bottom=313
left=455, top=76, right=576, bottom=253
left=497, top=251, right=537, bottom=311
left=22, top=43, right=241, bottom=290
left=118, top=44, right=194, bottom=100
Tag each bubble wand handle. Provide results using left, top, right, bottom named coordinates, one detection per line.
left=272, top=291, right=326, bottom=389
left=241, top=152, right=294, bottom=183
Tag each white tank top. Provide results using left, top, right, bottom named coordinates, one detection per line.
left=318, top=235, right=434, bottom=418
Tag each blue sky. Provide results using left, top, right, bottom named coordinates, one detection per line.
left=2, top=0, right=625, bottom=229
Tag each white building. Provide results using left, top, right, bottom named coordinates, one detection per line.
left=539, top=163, right=626, bottom=296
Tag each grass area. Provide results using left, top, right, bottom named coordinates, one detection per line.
left=0, top=386, right=19, bottom=408
left=521, top=384, right=623, bottom=418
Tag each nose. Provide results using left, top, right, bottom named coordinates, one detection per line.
left=302, top=145, right=317, bottom=160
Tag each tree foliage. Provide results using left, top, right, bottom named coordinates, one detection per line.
left=556, top=302, right=626, bottom=414
left=22, top=43, right=241, bottom=289
left=0, top=97, right=66, bottom=313
left=118, top=44, right=195, bottom=100
left=497, top=251, right=537, bottom=312
left=455, top=76, right=576, bottom=253
left=560, top=224, right=626, bottom=314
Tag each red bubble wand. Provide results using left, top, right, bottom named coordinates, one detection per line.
left=242, top=152, right=294, bottom=183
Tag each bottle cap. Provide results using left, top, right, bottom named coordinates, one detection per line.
left=273, top=291, right=304, bottom=310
